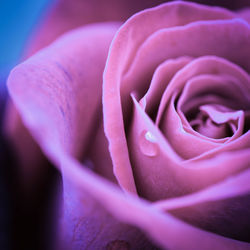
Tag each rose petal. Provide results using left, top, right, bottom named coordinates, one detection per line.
left=152, top=167, right=250, bottom=242
left=60, top=173, right=157, bottom=249
left=130, top=93, right=250, bottom=238
left=139, top=56, right=192, bottom=118
left=197, top=104, right=244, bottom=139
left=153, top=167, right=250, bottom=210
left=86, top=118, right=117, bottom=183
left=178, top=74, right=248, bottom=115
left=8, top=23, right=120, bottom=160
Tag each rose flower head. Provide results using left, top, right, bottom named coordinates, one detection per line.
left=5, top=1, right=250, bottom=249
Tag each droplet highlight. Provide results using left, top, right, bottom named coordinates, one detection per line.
left=139, top=130, right=159, bottom=157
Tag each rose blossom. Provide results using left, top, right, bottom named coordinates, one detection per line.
left=4, top=1, right=250, bottom=249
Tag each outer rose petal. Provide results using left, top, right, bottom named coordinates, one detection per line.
left=8, top=23, right=145, bottom=249
left=8, top=23, right=121, bottom=160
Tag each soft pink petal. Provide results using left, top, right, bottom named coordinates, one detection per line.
left=197, top=104, right=244, bottom=140
left=60, top=172, right=156, bottom=249
left=153, top=167, right=250, bottom=211
left=8, top=23, right=120, bottom=160
left=86, top=119, right=117, bottom=183
left=154, top=167, right=250, bottom=242
left=178, top=74, right=248, bottom=114
left=139, top=56, right=192, bottom=116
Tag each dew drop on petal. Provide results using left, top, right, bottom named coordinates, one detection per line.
left=139, top=130, right=159, bottom=157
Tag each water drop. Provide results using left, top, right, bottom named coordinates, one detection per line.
left=139, top=130, right=159, bottom=157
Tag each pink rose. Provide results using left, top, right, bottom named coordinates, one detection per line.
left=5, top=1, right=250, bottom=249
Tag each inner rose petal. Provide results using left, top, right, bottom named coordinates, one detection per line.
left=160, top=93, right=222, bottom=159
left=155, top=73, right=247, bottom=157
left=178, top=74, right=248, bottom=114
left=156, top=60, right=249, bottom=128
left=153, top=56, right=250, bottom=159
left=195, top=104, right=244, bottom=139
left=139, top=56, right=192, bottom=119
left=175, top=74, right=246, bottom=141
left=127, top=94, right=250, bottom=201
left=122, top=19, right=250, bottom=106
left=156, top=57, right=249, bottom=158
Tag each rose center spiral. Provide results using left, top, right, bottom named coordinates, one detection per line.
left=187, top=104, right=242, bottom=139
